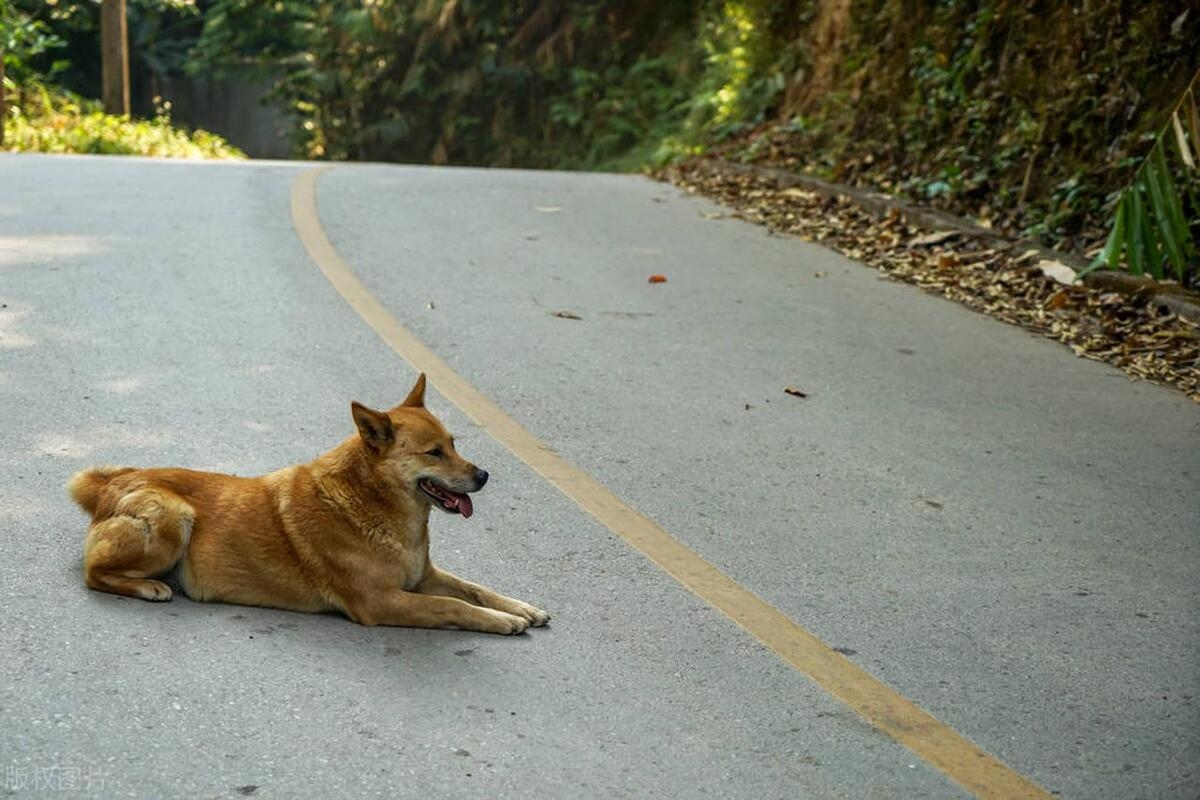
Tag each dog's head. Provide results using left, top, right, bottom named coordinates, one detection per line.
left=350, top=373, right=487, bottom=518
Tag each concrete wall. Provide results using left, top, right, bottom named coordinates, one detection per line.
left=154, top=73, right=293, bottom=159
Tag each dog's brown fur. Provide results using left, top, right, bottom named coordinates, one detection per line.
left=68, top=374, right=549, bottom=635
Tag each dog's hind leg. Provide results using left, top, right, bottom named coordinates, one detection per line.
left=83, top=489, right=194, bottom=602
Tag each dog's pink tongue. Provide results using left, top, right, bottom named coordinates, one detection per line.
left=457, top=493, right=473, bottom=519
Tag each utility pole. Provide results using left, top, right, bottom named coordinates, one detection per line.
left=0, top=0, right=4, bottom=146
left=1, top=49, right=6, bottom=147
left=100, top=0, right=129, bottom=115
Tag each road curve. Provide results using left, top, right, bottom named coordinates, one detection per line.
left=1, top=153, right=1196, bottom=799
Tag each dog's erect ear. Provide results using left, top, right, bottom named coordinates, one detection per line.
left=351, top=402, right=395, bottom=451
left=401, top=373, right=427, bottom=408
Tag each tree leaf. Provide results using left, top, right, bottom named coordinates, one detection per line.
left=1186, top=89, right=1200, bottom=162
left=1144, top=145, right=1188, bottom=280
left=1153, top=141, right=1197, bottom=260
left=1173, top=110, right=1195, bottom=169
left=1138, top=187, right=1165, bottom=280
left=1127, top=188, right=1149, bottom=276
left=1097, top=194, right=1127, bottom=270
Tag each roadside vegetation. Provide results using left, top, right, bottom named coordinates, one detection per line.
left=0, top=0, right=241, bottom=159
left=186, top=0, right=1198, bottom=283
left=3, top=83, right=243, bottom=157
left=3, top=1, right=1196, bottom=284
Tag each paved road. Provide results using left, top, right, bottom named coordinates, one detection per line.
left=1, top=152, right=1197, bottom=799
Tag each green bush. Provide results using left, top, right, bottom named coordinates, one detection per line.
left=3, top=84, right=244, bottom=159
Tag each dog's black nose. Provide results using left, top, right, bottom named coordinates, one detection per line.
left=474, top=468, right=489, bottom=488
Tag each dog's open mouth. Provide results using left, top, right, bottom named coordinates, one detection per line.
left=419, top=479, right=474, bottom=518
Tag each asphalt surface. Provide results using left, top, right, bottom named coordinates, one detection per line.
left=1, top=152, right=1197, bottom=799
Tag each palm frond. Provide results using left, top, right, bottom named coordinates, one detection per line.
left=1088, top=69, right=1200, bottom=284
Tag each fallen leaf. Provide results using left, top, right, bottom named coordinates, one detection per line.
left=1037, top=259, right=1078, bottom=285
left=700, top=211, right=725, bottom=219
left=784, top=387, right=809, bottom=398
left=648, top=274, right=667, bottom=283
left=814, top=271, right=826, bottom=278
left=909, top=230, right=960, bottom=248
left=551, top=310, right=582, bottom=320
left=1045, top=290, right=1069, bottom=310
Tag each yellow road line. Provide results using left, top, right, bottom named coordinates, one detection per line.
left=291, top=165, right=1052, bottom=800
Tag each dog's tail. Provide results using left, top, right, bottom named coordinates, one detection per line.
left=67, top=466, right=135, bottom=516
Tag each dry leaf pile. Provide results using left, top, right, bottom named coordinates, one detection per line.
left=658, top=161, right=1199, bottom=402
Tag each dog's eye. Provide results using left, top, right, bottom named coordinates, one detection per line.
left=426, top=447, right=444, bottom=458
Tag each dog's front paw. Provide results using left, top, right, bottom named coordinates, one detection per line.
left=482, top=609, right=529, bottom=636
left=510, top=601, right=551, bottom=627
